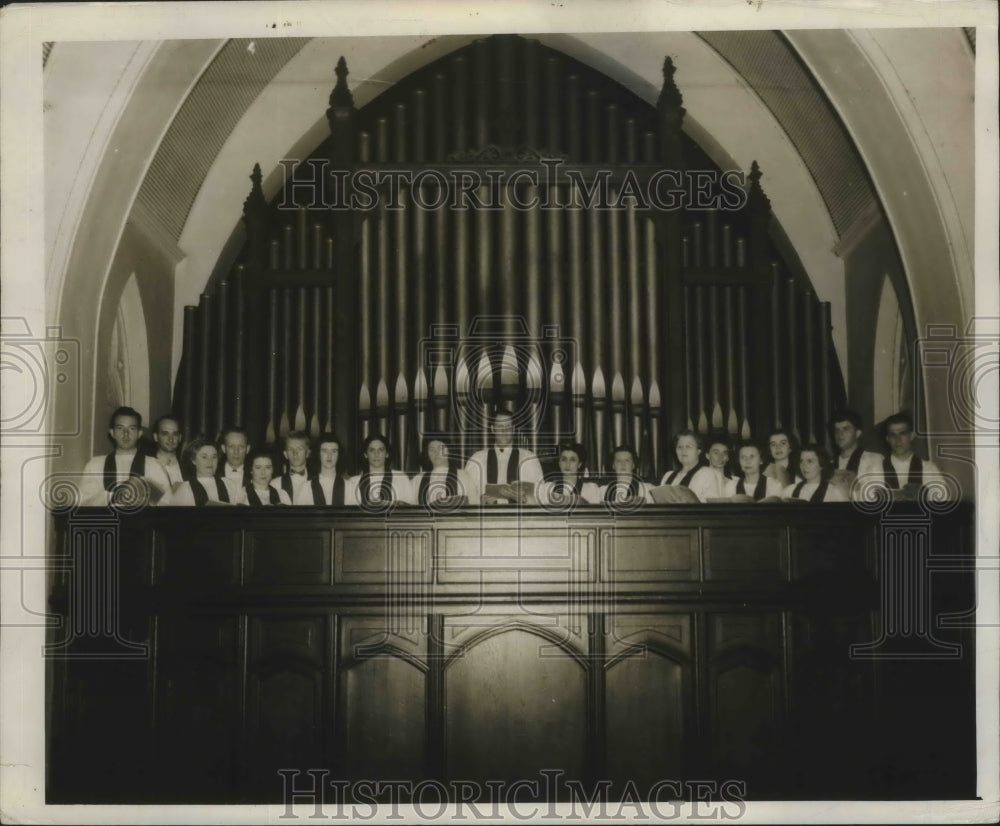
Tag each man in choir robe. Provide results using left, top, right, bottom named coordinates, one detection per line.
left=829, top=408, right=883, bottom=498
left=218, top=426, right=251, bottom=489
left=151, top=413, right=185, bottom=492
left=80, top=406, right=173, bottom=506
left=464, top=410, right=543, bottom=504
left=411, top=438, right=478, bottom=508
left=879, top=412, right=946, bottom=499
left=271, top=430, right=312, bottom=500
left=293, top=433, right=347, bottom=506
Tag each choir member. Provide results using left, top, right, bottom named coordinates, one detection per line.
left=780, top=444, right=847, bottom=503
left=705, top=432, right=733, bottom=491
left=271, top=430, right=312, bottom=500
left=829, top=408, right=883, bottom=498
left=879, top=412, right=946, bottom=499
left=151, top=413, right=185, bottom=492
left=80, top=406, right=173, bottom=506
left=244, top=448, right=291, bottom=506
left=345, top=433, right=415, bottom=506
left=535, top=441, right=601, bottom=506
left=411, top=437, right=477, bottom=508
left=763, top=427, right=801, bottom=488
left=724, top=441, right=783, bottom=501
left=464, top=409, right=544, bottom=504
left=658, top=430, right=721, bottom=502
left=600, top=445, right=653, bottom=505
left=218, top=426, right=251, bottom=488
left=293, top=433, right=348, bottom=505
left=171, top=436, right=246, bottom=506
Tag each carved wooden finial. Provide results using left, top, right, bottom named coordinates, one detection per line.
left=242, top=163, right=266, bottom=223
left=748, top=160, right=771, bottom=213
left=657, top=57, right=685, bottom=124
left=328, top=56, right=354, bottom=111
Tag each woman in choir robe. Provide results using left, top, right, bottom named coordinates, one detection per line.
left=724, top=441, right=784, bottom=502
left=781, top=444, right=848, bottom=503
left=536, top=442, right=601, bottom=507
left=344, top=433, right=416, bottom=507
left=763, top=428, right=801, bottom=489
left=293, top=433, right=347, bottom=506
left=244, top=448, right=291, bottom=506
left=706, top=432, right=734, bottom=493
left=599, top=445, right=653, bottom=505
left=410, top=437, right=477, bottom=509
left=658, top=430, right=721, bottom=502
left=171, top=436, right=246, bottom=506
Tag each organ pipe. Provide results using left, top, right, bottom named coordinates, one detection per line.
left=802, top=289, right=816, bottom=443
left=215, top=280, right=229, bottom=432
left=198, top=293, right=212, bottom=437
left=785, top=277, right=800, bottom=440
left=181, top=306, right=196, bottom=439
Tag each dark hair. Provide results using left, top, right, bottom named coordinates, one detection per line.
left=608, top=444, right=639, bottom=468
left=316, top=432, right=342, bottom=451
left=219, top=425, right=249, bottom=442
left=246, top=447, right=277, bottom=477
left=181, top=435, right=219, bottom=472
left=360, top=433, right=393, bottom=470
left=734, top=439, right=764, bottom=476
left=830, top=408, right=863, bottom=431
left=109, top=406, right=142, bottom=429
left=705, top=431, right=732, bottom=451
left=672, top=429, right=703, bottom=452
left=558, top=441, right=587, bottom=469
left=283, top=430, right=310, bottom=448
left=798, top=443, right=834, bottom=482
left=153, top=413, right=182, bottom=433
left=882, top=411, right=914, bottom=437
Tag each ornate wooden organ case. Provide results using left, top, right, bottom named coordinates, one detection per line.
left=173, top=35, right=844, bottom=474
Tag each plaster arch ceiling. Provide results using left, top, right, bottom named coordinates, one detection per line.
left=140, top=32, right=875, bottom=378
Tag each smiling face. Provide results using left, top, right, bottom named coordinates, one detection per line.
left=675, top=435, right=700, bottom=469
left=250, top=455, right=274, bottom=488
left=559, top=449, right=582, bottom=474
left=739, top=445, right=762, bottom=477
left=799, top=450, right=822, bottom=482
left=283, top=437, right=310, bottom=471
left=318, top=441, right=340, bottom=473
left=365, top=439, right=387, bottom=471
left=154, top=419, right=182, bottom=455
left=612, top=450, right=635, bottom=476
left=707, top=443, right=729, bottom=470
left=222, top=431, right=249, bottom=469
left=886, top=422, right=914, bottom=458
left=769, top=434, right=791, bottom=462
left=109, top=413, right=141, bottom=452
left=193, top=445, right=219, bottom=478
left=833, top=420, right=860, bottom=454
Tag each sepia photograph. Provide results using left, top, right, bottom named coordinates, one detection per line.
left=1, top=1, right=997, bottom=823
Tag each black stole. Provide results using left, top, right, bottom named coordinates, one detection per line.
left=103, top=452, right=146, bottom=492
left=664, top=466, right=700, bottom=488
left=792, top=479, right=830, bottom=503
left=281, top=472, right=307, bottom=498
left=361, top=473, right=394, bottom=504
left=737, top=476, right=767, bottom=501
left=845, top=446, right=864, bottom=474
left=558, top=474, right=585, bottom=496
left=418, top=467, right=458, bottom=505
left=192, top=477, right=230, bottom=506
left=310, top=475, right=345, bottom=506
left=246, top=485, right=281, bottom=506
left=882, top=455, right=923, bottom=488
left=486, top=448, right=520, bottom=484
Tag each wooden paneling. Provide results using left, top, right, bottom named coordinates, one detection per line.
left=704, top=527, right=787, bottom=581
left=154, top=528, right=241, bottom=587
left=601, top=527, right=699, bottom=582
left=334, top=527, right=431, bottom=584
left=246, top=529, right=330, bottom=584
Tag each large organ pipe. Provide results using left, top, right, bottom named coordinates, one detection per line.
left=692, top=221, right=703, bottom=268
left=737, top=286, right=751, bottom=439
left=432, top=73, right=447, bottom=162
left=375, top=378, right=389, bottom=438
left=770, top=266, right=782, bottom=427
left=215, top=280, right=229, bottom=431
left=455, top=359, right=470, bottom=459
left=312, top=223, right=323, bottom=269
left=294, top=286, right=308, bottom=432
left=648, top=381, right=662, bottom=479
left=736, top=238, right=746, bottom=269
left=606, top=104, right=620, bottom=163
left=500, top=185, right=518, bottom=342
left=452, top=55, right=468, bottom=154
left=549, top=356, right=566, bottom=442
left=566, top=75, right=582, bottom=160
left=526, top=352, right=541, bottom=455
left=473, top=40, right=489, bottom=149
left=297, top=207, right=307, bottom=270
left=802, top=290, right=816, bottom=443
left=433, top=200, right=448, bottom=329
left=624, top=117, right=637, bottom=164
left=414, top=369, right=428, bottom=451
left=643, top=217, right=661, bottom=437
left=694, top=286, right=708, bottom=432
left=522, top=39, right=539, bottom=147
left=375, top=117, right=389, bottom=163
left=706, top=210, right=718, bottom=268
left=545, top=192, right=563, bottom=332
left=393, top=102, right=407, bottom=164
left=358, top=130, right=371, bottom=164
left=269, top=239, right=280, bottom=270
left=572, top=362, right=586, bottom=449
left=683, top=286, right=694, bottom=430
left=265, top=289, right=279, bottom=445
left=608, top=192, right=624, bottom=382
left=412, top=89, right=427, bottom=164
left=567, top=188, right=585, bottom=431
left=376, top=199, right=390, bottom=386
left=181, top=306, right=196, bottom=438
left=819, top=302, right=832, bottom=451
left=629, top=376, right=644, bottom=459
left=283, top=225, right=293, bottom=270
left=358, top=382, right=371, bottom=441
left=198, top=293, right=212, bottom=437
left=432, top=366, right=449, bottom=434
left=611, top=373, right=626, bottom=448
left=785, top=277, right=800, bottom=440
left=721, top=225, right=732, bottom=269
left=642, top=130, right=656, bottom=164
left=395, top=188, right=410, bottom=383
left=626, top=205, right=643, bottom=442
left=723, top=286, right=738, bottom=434
left=544, top=57, right=561, bottom=153
left=324, top=287, right=335, bottom=433
left=708, top=285, right=723, bottom=429
left=279, top=290, right=292, bottom=437
left=454, top=195, right=470, bottom=343
left=585, top=91, right=600, bottom=163
left=524, top=184, right=541, bottom=338
left=233, top=267, right=245, bottom=427
left=393, top=373, right=408, bottom=471
left=591, top=367, right=607, bottom=474
left=587, top=201, right=605, bottom=393
left=310, top=288, right=322, bottom=436
left=413, top=195, right=429, bottom=375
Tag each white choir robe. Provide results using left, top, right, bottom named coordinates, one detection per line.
left=293, top=474, right=347, bottom=506
left=170, top=475, right=248, bottom=506
left=410, top=467, right=480, bottom=506
left=723, top=475, right=784, bottom=499
left=658, top=465, right=721, bottom=503
left=535, top=477, right=601, bottom=506
left=780, top=480, right=848, bottom=503
left=343, top=471, right=416, bottom=506
left=80, top=451, right=173, bottom=506
left=156, top=454, right=185, bottom=489
left=463, top=446, right=544, bottom=500
left=598, top=476, right=654, bottom=504
left=247, top=485, right=292, bottom=506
